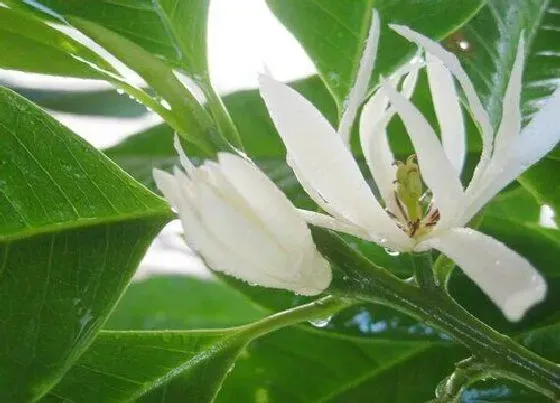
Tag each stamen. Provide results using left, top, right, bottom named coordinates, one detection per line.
left=389, top=154, right=441, bottom=238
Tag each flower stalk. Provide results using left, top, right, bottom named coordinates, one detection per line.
left=411, top=251, right=438, bottom=290
left=313, top=228, right=560, bottom=400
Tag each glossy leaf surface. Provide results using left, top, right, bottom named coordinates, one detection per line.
left=0, top=88, right=171, bottom=401
left=267, top=0, right=484, bottom=104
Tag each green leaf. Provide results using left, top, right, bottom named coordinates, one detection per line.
left=20, top=0, right=209, bottom=75
left=518, top=147, right=560, bottom=226
left=0, top=6, right=117, bottom=79
left=266, top=0, right=484, bottom=105
left=7, top=86, right=148, bottom=117
left=60, top=274, right=463, bottom=402
left=216, top=327, right=461, bottom=403
left=0, top=87, right=171, bottom=401
left=67, top=17, right=216, bottom=155
left=43, top=330, right=246, bottom=403
left=104, top=276, right=265, bottom=330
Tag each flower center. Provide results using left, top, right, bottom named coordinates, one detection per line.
left=388, top=155, right=440, bottom=238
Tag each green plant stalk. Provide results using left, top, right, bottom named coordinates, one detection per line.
left=435, top=357, right=494, bottom=402
left=342, top=273, right=559, bottom=399
left=312, top=230, right=560, bottom=400
left=199, top=80, right=244, bottom=150
left=236, top=295, right=349, bottom=341
left=411, top=251, right=437, bottom=289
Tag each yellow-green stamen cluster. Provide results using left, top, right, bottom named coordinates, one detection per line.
left=392, top=155, right=440, bottom=238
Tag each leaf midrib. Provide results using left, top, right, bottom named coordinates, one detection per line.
left=0, top=208, right=173, bottom=243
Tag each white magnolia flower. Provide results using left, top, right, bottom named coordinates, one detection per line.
left=259, top=15, right=560, bottom=321
left=153, top=136, right=331, bottom=296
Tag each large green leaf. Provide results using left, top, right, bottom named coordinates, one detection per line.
left=14, top=0, right=208, bottom=77
left=216, top=327, right=460, bottom=403
left=0, top=87, right=171, bottom=401
left=67, top=17, right=215, bottom=154
left=7, top=86, right=148, bottom=117
left=104, top=276, right=265, bottom=330
left=58, top=274, right=463, bottom=402
left=0, top=5, right=117, bottom=79
left=267, top=0, right=484, bottom=105
left=42, top=330, right=246, bottom=403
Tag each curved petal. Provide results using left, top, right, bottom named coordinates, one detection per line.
left=196, top=181, right=290, bottom=271
left=460, top=87, right=560, bottom=226
left=417, top=228, right=546, bottom=322
left=514, top=86, right=560, bottom=168
left=259, top=74, right=407, bottom=246
left=299, top=210, right=370, bottom=241
left=338, top=9, right=380, bottom=145
left=426, top=52, right=465, bottom=175
left=390, top=24, right=493, bottom=178
left=217, top=152, right=308, bottom=250
left=359, top=89, right=396, bottom=211
left=492, top=36, right=524, bottom=158
left=153, top=168, right=185, bottom=208
left=359, top=68, right=420, bottom=222
left=400, top=66, right=420, bottom=98
left=381, top=84, right=465, bottom=226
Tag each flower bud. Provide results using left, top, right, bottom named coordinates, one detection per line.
left=153, top=140, right=331, bottom=296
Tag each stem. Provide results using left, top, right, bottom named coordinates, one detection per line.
left=236, top=296, right=349, bottom=341
left=313, top=229, right=560, bottom=400
left=435, top=357, right=492, bottom=402
left=411, top=251, right=437, bottom=289
left=335, top=274, right=560, bottom=399
left=199, top=80, right=243, bottom=150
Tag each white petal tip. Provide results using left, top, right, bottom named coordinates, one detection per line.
left=294, top=254, right=332, bottom=296
left=258, top=72, right=276, bottom=86
left=502, top=275, right=547, bottom=322
left=152, top=168, right=174, bottom=188
left=388, top=24, right=409, bottom=34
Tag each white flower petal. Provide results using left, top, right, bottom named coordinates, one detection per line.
left=426, top=52, right=465, bottom=175
left=514, top=87, right=560, bottom=168
left=299, top=209, right=371, bottom=240
left=259, top=74, right=407, bottom=246
left=390, top=24, right=493, bottom=178
left=153, top=168, right=185, bottom=208
left=492, top=36, right=524, bottom=158
left=196, top=179, right=292, bottom=273
left=460, top=87, right=560, bottom=226
left=400, top=67, right=420, bottom=99
left=217, top=152, right=309, bottom=250
left=359, top=68, right=421, bottom=224
left=381, top=84, right=465, bottom=226
left=417, top=228, right=546, bottom=322
left=359, top=89, right=396, bottom=212
left=338, top=9, right=380, bottom=145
